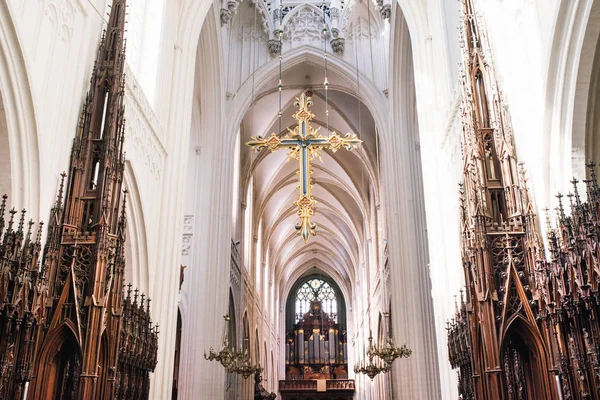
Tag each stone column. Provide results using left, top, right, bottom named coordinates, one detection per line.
left=149, top=3, right=230, bottom=399
left=380, top=4, right=445, bottom=399
left=380, top=128, right=441, bottom=399
left=178, top=132, right=233, bottom=399
left=390, top=2, right=460, bottom=399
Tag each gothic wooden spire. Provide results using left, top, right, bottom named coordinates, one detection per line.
left=31, top=1, right=128, bottom=397
left=61, top=0, right=127, bottom=239
left=26, top=0, right=153, bottom=398
left=448, top=1, right=559, bottom=399
left=0, top=2, right=158, bottom=399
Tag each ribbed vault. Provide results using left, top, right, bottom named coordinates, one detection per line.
left=239, top=61, right=381, bottom=303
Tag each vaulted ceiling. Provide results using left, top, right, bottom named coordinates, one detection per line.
left=239, top=60, right=381, bottom=298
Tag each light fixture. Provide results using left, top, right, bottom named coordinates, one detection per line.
left=375, top=312, right=412, bottom=364
left=204, top=315, right=237, bottom=370
left=354, top=313, right=411, bottom=380
left=230, top=349, right=262, bottom=379
left=229, top=337, right=262, bottom=379
left=354, top=332, right=390, bottom=380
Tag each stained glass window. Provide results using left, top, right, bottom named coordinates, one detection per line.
left=295, top=278, right=338, bottom=322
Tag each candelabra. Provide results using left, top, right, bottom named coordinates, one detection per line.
left=204, top=315, right=237, bottom=370
left=376, top=312, right=412, bottom=364
left=354, top=333, right=391, bottom=380
left=229, top=348, right=262, bottom=379
left=354, top=313, right=411, bottom=380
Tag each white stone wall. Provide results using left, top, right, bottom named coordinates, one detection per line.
left=6, top=0, right=108, bottom=219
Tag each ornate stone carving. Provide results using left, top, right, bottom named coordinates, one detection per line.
left=330, top=37, right=345, bottom=54
left=239, top=25, right=267, bottom=42
left=272, top=8, right=281, bottom=20
left=123, top=66, right=166, bottom=182
left=280, top=5, right=296, bottom=20
left=343, top=17, right=377, bottom=40
left=220, top=8, right=233, bottom=26
left=379, top=4, right=391, bottom=20
left=43, top=0, right=78, bottom=42
left=220, top=0, right=238, bottom=26
left=329, top=7, right=340, bottom=19
left=268, top=39, right=281, bottom=56
left=284, top=8, right=326, bottom=43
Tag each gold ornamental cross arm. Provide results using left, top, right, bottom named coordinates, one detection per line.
left=245, top=92, right=362, bottom=243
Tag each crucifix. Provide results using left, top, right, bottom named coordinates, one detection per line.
left=246, top=91, right=362, bottom=243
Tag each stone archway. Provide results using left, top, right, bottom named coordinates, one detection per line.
left=0, top=2, right=40, bottom=215
left=544, top=0, right=600, bottom=200
left=584, top=6, right=600, bottom=167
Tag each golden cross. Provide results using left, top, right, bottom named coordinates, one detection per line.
left=246, top=92, right=362, bottom=243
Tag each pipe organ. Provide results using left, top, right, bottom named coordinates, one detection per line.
left=285, top=300, right=348, bottom=380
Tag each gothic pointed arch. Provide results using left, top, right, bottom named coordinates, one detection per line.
left=255, top=330, right=261, bottom=365
left=583, top=5, right=600, bottom=170
left=500, top=317, right=555, bottom=400
left=170, top=0, right=449, bottom=398
left=544, top=0, right=600, bottom=194
left=471, top=62, right=491, bottom=129
left=0, top=1, right=40, bottom=213
left=285, top=273, right=347, bottom=330
left=32, top=322, right=82, bottom=400
left=280, top=3, right=333, bottom=42
left=228, top=289, right=237, bottom=350
left=243, top=311, right=250, bottom=349
left=283, top=272, right=349, bottom=383
left=123, top=160, right=150, bottom=293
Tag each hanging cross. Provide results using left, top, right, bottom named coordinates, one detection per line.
left=246, top=91, right=362, bottom=243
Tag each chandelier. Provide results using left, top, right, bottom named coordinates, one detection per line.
left=204, top=316, right=262, bottom=379
left=376, top=312, right=412, bottom=364
left=354, top=333, right=391, bottom=380
left=354, top=313, right=412, bottom=380
left=229, top=347, right=262, bottom=379
left=204, top=315, right=237, bottom=370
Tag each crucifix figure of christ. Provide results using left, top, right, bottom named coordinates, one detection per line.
left=246, top=91, right=362, bottom=243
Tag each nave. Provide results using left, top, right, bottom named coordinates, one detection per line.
left=1, top=0, right=600, bottom=399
